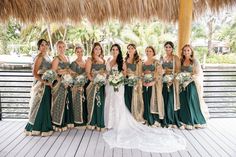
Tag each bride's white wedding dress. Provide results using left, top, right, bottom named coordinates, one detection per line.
left=103, top=62, right=186, bottom=153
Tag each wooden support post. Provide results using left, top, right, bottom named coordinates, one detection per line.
left=177, top=0, right=193, bottom=57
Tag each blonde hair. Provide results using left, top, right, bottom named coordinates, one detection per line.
left=55, top=40, right=66, bottom=47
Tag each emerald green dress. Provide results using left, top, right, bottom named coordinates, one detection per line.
left=142, top=64, right=160, bottom=125
left=86, top=64, right=106, bottom=129
left=51, top=59, right=74, bottom=130
left=70, top=61, right=87, bottom=127
left=162, top=61, right=182, bottom=128
left=179, top=65, right=206, bottom=128
left=25, top=55, right=53, bottom=136
left=124, top=63, right=136, bottom=112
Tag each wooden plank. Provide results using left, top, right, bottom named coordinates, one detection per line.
left=181, top=129, right=210, bottom=157
left=204, top=87, right=236, bottom=92
left=203, top=72, right=236, bottom=76
left=35, top=131, right=61, bottom=157
left=141, top=151, right=152, bottom=157
left=45, top=130, right=71, bottom=157
left=84, top=130, right=100, bottom=157
left=94, top=132, right=105, bottom=157
left=209, top=113, right=236, bottom=118
left=8, top=136, right=41, bottom=156
left=0, top=87, right=31, bottom=92
left=159, top=153, right=171, bottom=157
left=25, top=136, right=50, bottom=157
left=64, top=129, right=85, bottom=157
left=0, top=82, right=32, bottom=87
left=122, top=148, right=132, bottom=157
left=207, top=103, right=236, bottom=108
left=213, top=119, right=236, bottom=137
left=204, top=97, right=236, bottom=102
left=0, top=132, right=26, bottom=157
left=188, top=129, right=221, bottom=157
left=203, top=82, right=236, bottom=86
left=14, top=136, right=41, bottom=157
left=202, top=125, right=236, bottom=156
left=208, top=120, right=236, bottom=145
left=204, top=77, right=236, bottom=81
left=131, top=149, right=142, bottom=157
left=1, top=93, right=30, bottom=97
left=6, top=135, right=34, bottom=156
left=0, top=122, right=24, bottom=144
left=0, top=121, right=13, bottom=131
left=113, top=148, right=122, bottom=157
left=0, top=122, right=20, bottom=137
left=196, top=128, right=230, bottom=157
left=173, top=129, right=197, bottom=157
left=104, top=143, right=113, bottom=157
left=208, top=108, right=236, bottom=113
left=0, top=123, right=25, bottom=151
left=0, top=77, right=33, bottom=81
left=74, top=129, right=93, bottom=157
left=150, top=152, right=161, bottom=157
left=55, top=129, right=78, bottom=157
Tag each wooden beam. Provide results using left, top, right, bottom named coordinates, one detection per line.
left=177, top=0, right=193, bottom=57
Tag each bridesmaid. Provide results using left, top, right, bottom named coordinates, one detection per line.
left=123, top=44, right=144, bottom=123
left=142, top=46, right=164, bottom=127
left=25, top=39, right=53, bottom=136
left=51, top=40, right=74, bottom=131
left=86, top=42, right=106, bottom=131
left=161, top=41, right=183, bottom=128
left=70, top=46, right=88, bottom=129
left=178, top=44, right=208, bottom=130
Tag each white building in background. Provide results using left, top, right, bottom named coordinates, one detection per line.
left=191, top=39, right=230, bottom=54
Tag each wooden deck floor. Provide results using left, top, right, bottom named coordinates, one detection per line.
left=0, top=118, right=236, bottom=157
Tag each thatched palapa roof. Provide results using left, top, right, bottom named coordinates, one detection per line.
left=0, top=0, right=235, bottom=24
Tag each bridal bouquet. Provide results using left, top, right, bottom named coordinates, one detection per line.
left=143, top=74, right=154, bottom=83
left=125, top=75, right=140, bottom=86
left=93, top=73, right=106, bottom=88
left=73, top=75, right=87, bottom=87
left=175, top=72, right=192, bottom=84
left=61, top=74, right=74, bottom=87
left=108, top=71, right=124, bottom=92
left=42, top=70, right=57, bottom=83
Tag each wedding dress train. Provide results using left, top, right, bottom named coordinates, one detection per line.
left=103, top=62, right=186, bottom=153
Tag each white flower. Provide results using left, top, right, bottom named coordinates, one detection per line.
left=61, top=74, right=74, bottom=86
left=42, top=70, right=57, bottom=83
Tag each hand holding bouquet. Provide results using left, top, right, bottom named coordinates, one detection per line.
left=73, top=75, right=87, bottom=87
left=162, top=74, right=174, bottom=92
left=42, top=70, right=57, bottom=84
left=61, top=74, right=74, bottom=87
left=93, top=73, right=106, bottom=88
left=143, top=73, right=154, bottom=83
left=176, top=72, right=192, bottom=91
left=125, top=75, right=140, bottom=87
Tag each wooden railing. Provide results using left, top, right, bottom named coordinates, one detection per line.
left=0, top=65, right=236, bottom=119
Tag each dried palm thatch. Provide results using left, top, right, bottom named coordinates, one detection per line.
left=0, top=0, right=235, bottom=24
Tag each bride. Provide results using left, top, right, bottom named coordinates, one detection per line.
left=103, top=44, right=186, bottom=153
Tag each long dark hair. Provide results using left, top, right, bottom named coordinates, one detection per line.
left=91, top=42, right=104, bottom=63
left=37, top=39, right=48, bottom=50
left=125, top=43, right=140, bottom=64
left=180, top=44, right=194, bottom=65
left=110, top=44, right=123, bottom=72
left=164, top=41, right=174, bottom=49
